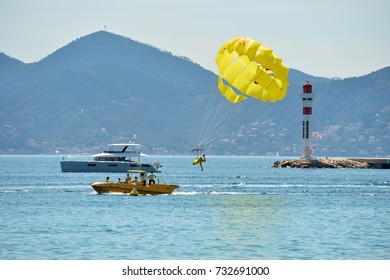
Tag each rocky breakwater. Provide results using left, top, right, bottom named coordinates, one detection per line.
left=273, top=158, right=371, bottom=169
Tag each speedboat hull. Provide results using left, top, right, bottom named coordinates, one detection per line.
left=91, top=181, right=179, bottom=195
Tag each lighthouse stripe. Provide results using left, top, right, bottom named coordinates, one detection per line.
left=303, top=107, right=312, bottom=114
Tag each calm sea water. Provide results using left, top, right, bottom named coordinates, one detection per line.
left=0, top=155, right=389, bottom=260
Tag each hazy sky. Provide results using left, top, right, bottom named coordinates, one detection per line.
left=1, top=0, right=389, bottom=78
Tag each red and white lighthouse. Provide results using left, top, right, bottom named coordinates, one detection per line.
left=301, top=81, right=314, bottom=159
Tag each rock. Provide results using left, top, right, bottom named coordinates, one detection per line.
left=273, top=158, right=371, bottom=169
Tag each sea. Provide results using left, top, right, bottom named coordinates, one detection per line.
left=0, top=155, right=389, bottom=260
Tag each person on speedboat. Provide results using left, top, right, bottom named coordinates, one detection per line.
left=140, top=173, right=147, bottom=186
left=130, top=176, right=139, bottom=184
left=148, top=172, right=156, bottom=185
left=125, top=173, right=132, bottom=183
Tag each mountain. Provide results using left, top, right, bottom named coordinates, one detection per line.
left=0, top=31, right=389, bottom=156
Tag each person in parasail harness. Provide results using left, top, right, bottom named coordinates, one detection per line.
left=192, top=154, right=206, bottom=171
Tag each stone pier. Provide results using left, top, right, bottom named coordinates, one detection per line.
left=273, top=158, right=375, bottom=169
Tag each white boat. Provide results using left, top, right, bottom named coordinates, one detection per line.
left=60, top=143, right=162, bottom=173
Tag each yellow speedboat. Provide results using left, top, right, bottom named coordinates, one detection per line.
left=91, top=170, right=179, bottom=195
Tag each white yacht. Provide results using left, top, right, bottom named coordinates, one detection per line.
left=60, top=143, right=162, bottom=173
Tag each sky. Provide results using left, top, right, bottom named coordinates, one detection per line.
left=1, top=0, right=389, bottom=78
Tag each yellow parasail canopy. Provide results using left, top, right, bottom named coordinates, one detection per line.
left=215, top=37, right=289, bottom=103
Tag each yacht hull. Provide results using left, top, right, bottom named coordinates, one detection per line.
left=60, top=161, right=159, bottom=173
